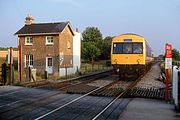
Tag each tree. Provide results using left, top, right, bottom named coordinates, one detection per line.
left=82, top=27, right=103, bottom=65
left=82, top=27, right=103, bottom=42
left=172, top=49, right=180, bottom=61
left=81, top=42, right=101, bottom=65
left=99, top=36, right=113, bottom=60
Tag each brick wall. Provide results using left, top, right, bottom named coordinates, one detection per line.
left=19, top=35, right=59, bottom=75
left=59, top=25, right=73, bottom=68
left=18, top=25, right=73, bottom=76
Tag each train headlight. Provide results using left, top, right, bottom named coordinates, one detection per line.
left=137, top=59, right=140, bottom=64
left=114, top=59, right=117, bottom=64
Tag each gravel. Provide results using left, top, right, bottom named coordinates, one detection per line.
left=135, top=63, right=165, bottom=89
left=87, top=80, right=113, bottom=87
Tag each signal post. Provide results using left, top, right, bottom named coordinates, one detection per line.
left=165, top=43, right=172, bottom=100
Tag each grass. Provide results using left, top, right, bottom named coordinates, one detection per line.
left=80, top=60, right=112, bottom=75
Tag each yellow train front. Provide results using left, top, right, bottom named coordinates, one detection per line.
left=111, top=33, right=154, bottom=78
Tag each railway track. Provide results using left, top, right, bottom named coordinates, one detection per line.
left=32, top=73, right=144, bottom=120
left=23, top=70, right=113, bottom=89
left=0, top=63, right=167, bottom=119
left=126, top=87, right=170, bottom=100
left=0, top=71, right=142, bottom=120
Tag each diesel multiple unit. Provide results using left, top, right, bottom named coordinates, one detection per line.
left=111, top=33, right=154, bottom=77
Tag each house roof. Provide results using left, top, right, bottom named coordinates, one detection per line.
left=15, top=22, right=74, bottom=35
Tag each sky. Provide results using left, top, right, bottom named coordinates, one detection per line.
left=0, top=0, right=180, bottom=56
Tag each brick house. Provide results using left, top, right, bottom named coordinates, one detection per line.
left=15, top=15, right=75, bottom=77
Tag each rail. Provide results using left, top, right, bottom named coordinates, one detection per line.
left=92, top=74, right=144, bottom=120
left=23, top=69, right=113, bottom=88
left=34, top=72, right=144, bottom=120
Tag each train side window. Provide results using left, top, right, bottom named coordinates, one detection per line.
left=113, top=43, right=122, bottom=54
left=123, top=43, right=132, bottom=53
left=133, top=43, right=143, bottom=54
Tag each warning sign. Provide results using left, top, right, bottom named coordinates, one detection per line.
left=165, top=58, right=172, bottom=69
left=165, top=43, right=172, bottom=69
left=165, top=44, right=172, bottom=58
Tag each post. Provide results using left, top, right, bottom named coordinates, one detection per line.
left=2, top=63, right=7, bottom=85
left=165, top=43, right=172, bottom=101
left=12, top=65, right=14, bottom=84
left=29, top=67, right=31, bottom=82
left=19, top=44, right=22, bottom=82
left=165, top=69, right=169, bottom=100
left=9, top=47, right=13, bottom=85
left=65, top=67, right=67, bottom=79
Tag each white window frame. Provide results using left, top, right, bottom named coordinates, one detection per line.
left=24, top=54, right=33, bottom=68
left=25, top=36, right=33, bottom=45
left=45, top=36, right=54, bottom=45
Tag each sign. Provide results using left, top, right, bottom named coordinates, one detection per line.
left=8, top=48, right=13, bottom=64
left=165, top=43, right=172, bottom=58
left=165, top=43, right=172, bottom=69
left=165, top=58, right=172, bottom=69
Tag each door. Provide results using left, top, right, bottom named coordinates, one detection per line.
left=46, top=57, right=53, bottom=74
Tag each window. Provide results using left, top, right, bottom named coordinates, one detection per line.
left=24, top=54, right=33, bottom=67
left=113, top=43, right=123, bottom=54
left=67, top=41, right=71, bottom=49
left=46, top=36, right=53, bottom=45
left=47, top=58, right=53, bottom=66
left=124, top=39, right=132, bottom=42
left=112, top=42, right=143, bottom=54
left=123, top=43, right=132, bottom=53
left=25, top=37, right=33, bottom=45
left=133, top=43, right=143, bottom=54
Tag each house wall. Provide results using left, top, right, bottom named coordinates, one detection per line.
left=59, top=31, right=81, bottom=76
left=19, top=34, right=60, bottom=75
left=18, top=26, right=74, bottom=77
left=59, top=25, right=73, bottom=68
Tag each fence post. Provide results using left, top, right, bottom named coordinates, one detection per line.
left=12, top=65, right=14, bottom=84
left=65, top=67, right=67, bottom=79
left=2, top=63, right=7, bottom=85
left=29, top=67, right=31, bottom=82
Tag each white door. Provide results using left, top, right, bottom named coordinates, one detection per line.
left=46, top=57, right=53, bottom=74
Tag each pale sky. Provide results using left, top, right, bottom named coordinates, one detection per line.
left=0, top=0, right=180, bottom=56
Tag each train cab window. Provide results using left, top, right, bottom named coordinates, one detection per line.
left=123, top=43, right=132, bottom=53
left=133, top=43, right=143, bottom=54
left=113, top=43, right=123, bottom=54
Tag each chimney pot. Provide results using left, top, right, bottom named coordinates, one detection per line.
left=76, top=28, right=78, bottom=32
left=25, top=14, right=34, bottom=25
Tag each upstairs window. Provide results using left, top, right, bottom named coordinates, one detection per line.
left=67, top=41, right=71, bottom=49
left=25, top=37, right=33, bottom=45
left=46, top=36, right=53, bottom=45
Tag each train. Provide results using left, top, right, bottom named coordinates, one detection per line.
left=111, top=33, right=154, bottom=77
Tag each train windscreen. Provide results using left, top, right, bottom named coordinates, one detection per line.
left=133, top=43, right=143, bottom=54
left=113, top=43, right=123, bottom=54
left=113, top=42, right=143, bottom=54
left=123, top=43, right=132, bottom=53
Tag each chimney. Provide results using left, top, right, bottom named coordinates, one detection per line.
left=75, top=28, right=78, bottom=32
left=25, top=15, right=34, bottom=25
